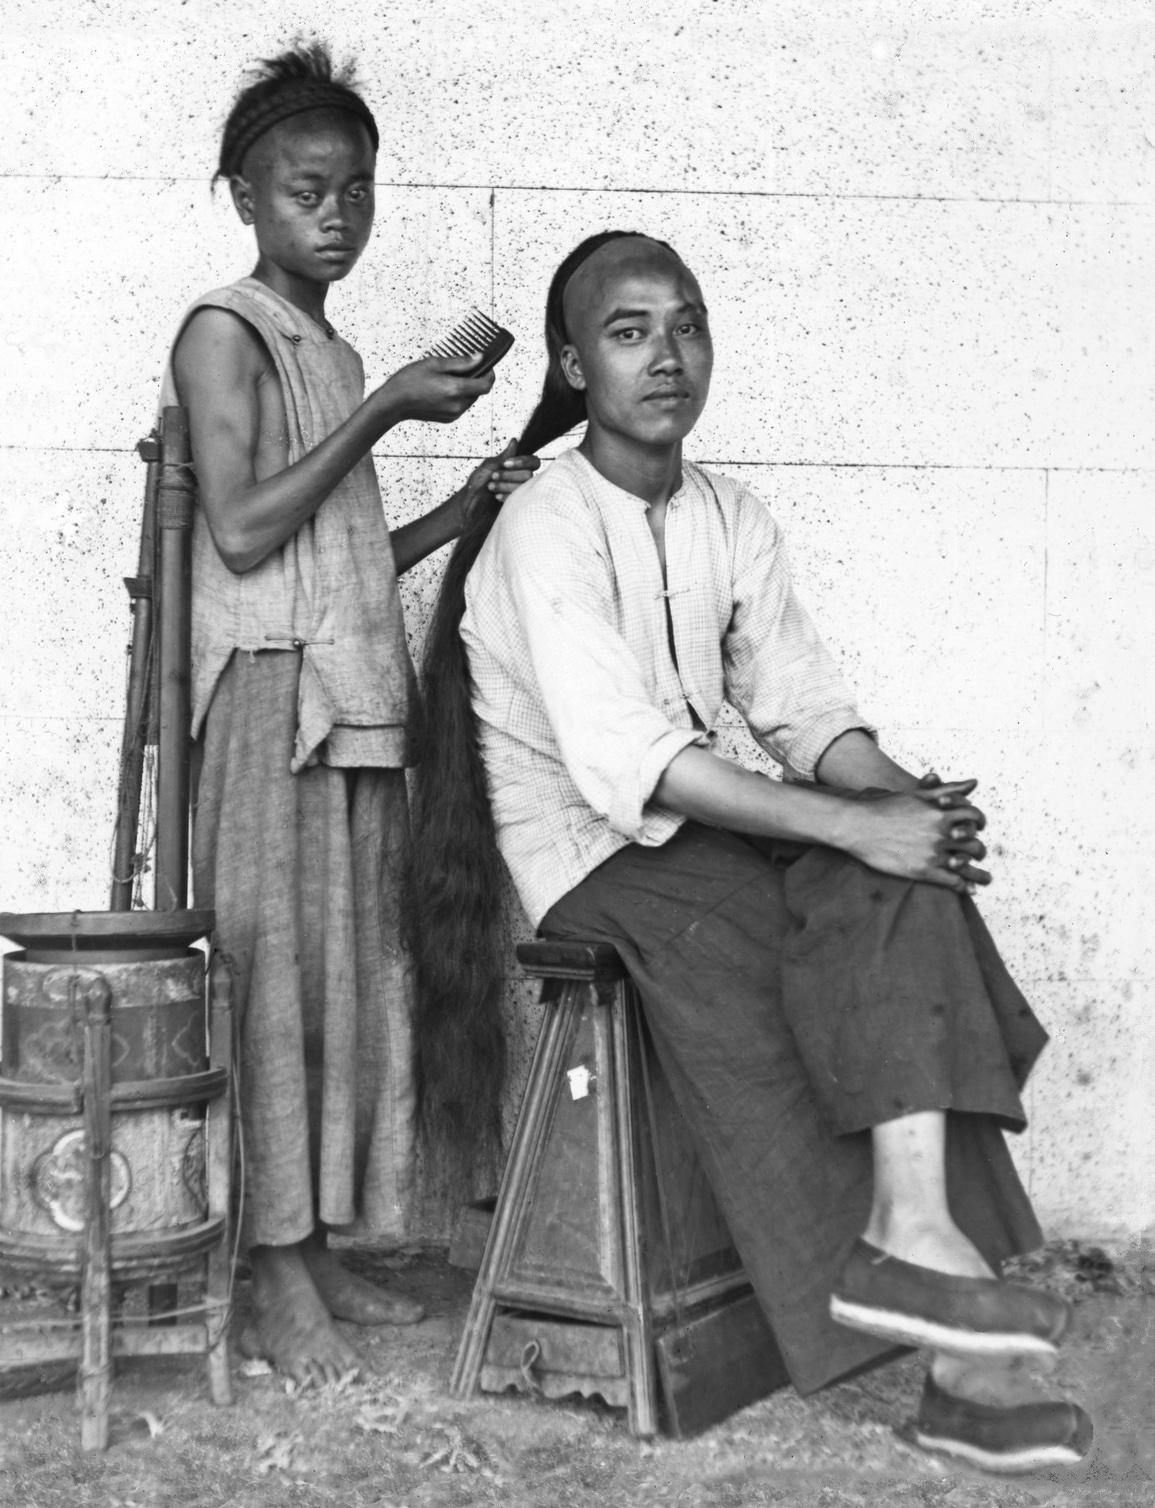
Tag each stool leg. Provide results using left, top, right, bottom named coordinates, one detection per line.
left=611, top=981, right=658, bottom=1437
left=450, top=983, right=581, bottom=1399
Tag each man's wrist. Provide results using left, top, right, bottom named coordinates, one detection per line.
left=814, top=791, right=864, bottom=855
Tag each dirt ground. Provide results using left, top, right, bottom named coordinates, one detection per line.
left=1, top=1242, right=1153, bottom=1508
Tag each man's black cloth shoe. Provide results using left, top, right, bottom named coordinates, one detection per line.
left=829, top=1238, right=1070, bottom=1357
left=914, top=1373, right=1093, bottom=1473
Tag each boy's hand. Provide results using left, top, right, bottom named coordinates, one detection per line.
left=842, top=779, right=991, bottom=893
left=380, top=355, right=495, bottom=424
left=458, top=440, right=541, bottom=528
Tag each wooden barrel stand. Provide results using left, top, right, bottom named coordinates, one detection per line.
left=0, top=911, right=234, bottom=1450
left=451, top=940, right=789, bottom=1438
left=0, top=410, right=231, bottom=1449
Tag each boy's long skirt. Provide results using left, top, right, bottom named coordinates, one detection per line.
left=192, top=650, right=417, bottom=1248
left=540, top=821, right=1049, bottom=1395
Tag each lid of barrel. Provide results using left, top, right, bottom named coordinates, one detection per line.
left=0, top=910, right=215, bottom=951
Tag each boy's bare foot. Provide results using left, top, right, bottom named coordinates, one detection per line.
left=303, top=1238, right=425, bottom=1325
left=243, top=1243, right=364, bottom=1386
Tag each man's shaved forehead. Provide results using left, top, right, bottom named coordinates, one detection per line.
left=562, top=236, right=699, bottom=343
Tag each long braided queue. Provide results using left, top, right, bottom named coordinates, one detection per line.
left=407, top=232, right=675, bottom=1185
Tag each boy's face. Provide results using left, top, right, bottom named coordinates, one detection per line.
left=231, top=111, right=376, bottom=287
left=560, top=239, right=712, bottom=450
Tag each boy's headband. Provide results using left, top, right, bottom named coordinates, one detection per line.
left=225, top=84, right=379, bottom=176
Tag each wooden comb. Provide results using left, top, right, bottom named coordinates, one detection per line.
left=425, top=308, right=515, bottom=378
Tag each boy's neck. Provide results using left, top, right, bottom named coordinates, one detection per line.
left=251, top=257, right=330, bottom=329
left=579, top=429, right=683, bottom=508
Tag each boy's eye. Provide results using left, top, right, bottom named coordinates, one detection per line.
left=294, top=191, right=319, bottom=205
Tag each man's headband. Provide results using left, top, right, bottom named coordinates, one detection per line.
left=221, top=83, right=379, bottom=178
left=553, top=232, right=676, bottom=343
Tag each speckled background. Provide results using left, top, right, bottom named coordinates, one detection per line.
left=1, top=0, right=1152, bottom=1242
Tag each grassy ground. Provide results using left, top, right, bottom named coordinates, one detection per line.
left=1, top=1242, right=1153, bottom=1508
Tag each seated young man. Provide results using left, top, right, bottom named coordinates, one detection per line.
left=433, top=231, right=1092, bottom=1473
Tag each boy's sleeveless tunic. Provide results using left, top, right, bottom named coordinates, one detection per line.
left=164, top=277, right=417, bottom=1245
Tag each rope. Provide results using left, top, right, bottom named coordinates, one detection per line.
left=155, top=461, right=195, bottom=530
left=518, top=1339, right=542, bottom=1391
left=0, top=1298, right=231, bottom=1335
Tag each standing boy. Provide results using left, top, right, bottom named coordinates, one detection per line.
left=165, top=43, right=535, bottom=1386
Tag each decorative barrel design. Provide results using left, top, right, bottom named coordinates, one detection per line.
left=0, top=911, right=226, bottom=1282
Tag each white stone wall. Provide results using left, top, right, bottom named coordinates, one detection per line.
left=1, top=1, right=1152, bottom=1241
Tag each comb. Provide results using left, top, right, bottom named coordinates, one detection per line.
left=425, top=308, right=515, bottom=378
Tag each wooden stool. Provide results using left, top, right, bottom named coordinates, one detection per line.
left=451, top=940, right=789, bottom=1437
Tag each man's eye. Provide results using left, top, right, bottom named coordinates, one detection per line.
left=295, top=192, right=318, bottom=205
left=612, top=328, right=642, bottom=342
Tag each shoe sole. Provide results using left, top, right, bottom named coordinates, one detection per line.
left=913, top=1427, right=1088, bottom=1474
left=829, top=1295, right=1059, bottom=1358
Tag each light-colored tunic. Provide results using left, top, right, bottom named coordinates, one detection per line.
left=462, top=447, right=869, bottom=924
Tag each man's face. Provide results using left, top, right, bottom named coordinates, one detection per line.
left=232, top=111, right=376, bottom=286
left=560, top=239, right=713, bottom=449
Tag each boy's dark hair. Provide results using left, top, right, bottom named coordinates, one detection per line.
left=407, top=231, right=678, bottom=1181
left=217, top=41, right=379, bottom=180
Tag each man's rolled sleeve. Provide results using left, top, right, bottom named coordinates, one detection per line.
left=630, top=726, right=706, bottom=833
left=726, top=490, right=874, bottom=779
left=779, top=707, right=876, bottom=782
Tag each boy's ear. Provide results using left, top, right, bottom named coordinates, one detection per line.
left=560, top=344, right=586, bottom=392
left=229, top=175, right=256, bottom=225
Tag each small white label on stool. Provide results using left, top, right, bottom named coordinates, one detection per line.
left=567, top=1065, right=592, bottom=1100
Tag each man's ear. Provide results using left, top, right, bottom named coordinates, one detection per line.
left=560, top=344, right=586, bottom=392
left=229, top=174, right=256, bottom=225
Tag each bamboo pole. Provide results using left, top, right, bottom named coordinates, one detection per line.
left=109, top=434, right=160, bottom=912
left=149, top=408, right=195, bottom=1325
left=154, top=407, right=195, bottom=911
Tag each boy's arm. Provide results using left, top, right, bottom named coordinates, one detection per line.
left=173, top=307, right=493, bottom=574
left=390, top=442, right=540, bottom=576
